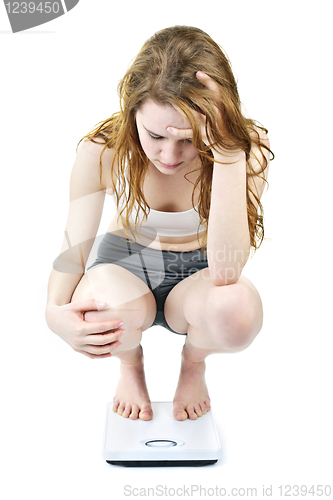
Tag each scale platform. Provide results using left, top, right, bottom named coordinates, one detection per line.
left=103, top=401, right=222, bottom=467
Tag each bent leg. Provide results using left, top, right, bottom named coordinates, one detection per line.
left=165, top=269, right=263, bottom=351
left=72, top=263, right=157, bottom=420
left=164, top=269, right=263, bottom=420
left=72, top=263, right=157, bottom=351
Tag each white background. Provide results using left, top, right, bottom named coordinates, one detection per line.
left=1, top=0, right=332, bottom=498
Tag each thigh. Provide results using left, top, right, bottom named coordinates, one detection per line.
left=156, top=247, right=209, bottom=334
left=72, top=263, right=157, bottom=332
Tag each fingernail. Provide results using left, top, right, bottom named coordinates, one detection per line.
left=197, top=71, right=204, bottom=77
left=120, top=331, right=126, bottom=336
left=98, top=301, right=106, bottom=306
left=119, top=321, right=124, bottom=326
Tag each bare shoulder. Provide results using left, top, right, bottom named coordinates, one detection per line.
left=80, top=136, right=109, bottom=155
left=247, top=125, right=270, bottom=203
left=70, top=137, right=117, bottom=200
left=79, top=136, right=117, bottom=182
left=248, top=125, right=270, bottom=174
left=250, top=125, right=270, bottom=151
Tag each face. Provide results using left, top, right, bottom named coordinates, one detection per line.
left=135, top=99, right=200, bottom=175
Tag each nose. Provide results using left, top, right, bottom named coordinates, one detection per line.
left=160, top=141, right=183, bottom=164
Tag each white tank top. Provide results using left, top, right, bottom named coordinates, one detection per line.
left=110, top=192, right=205, bottom=237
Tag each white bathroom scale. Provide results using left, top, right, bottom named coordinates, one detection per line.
left=103, top=401, right=222, bottom=467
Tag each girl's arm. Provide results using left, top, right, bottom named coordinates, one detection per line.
left=47, top=138, right=111, bottom=307
left=45, top=139, right=122, bottom=356
left=167, top=72, right=270, bottom=286
left=207, top=132, right=270, bottom=285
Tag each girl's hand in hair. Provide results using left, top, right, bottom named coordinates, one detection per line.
left=194, top=71, right=222, bottom=151
left=168, top=71, right=244, bottom=162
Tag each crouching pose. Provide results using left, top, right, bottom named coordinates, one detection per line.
left=45, top=25, right=272, bottom=422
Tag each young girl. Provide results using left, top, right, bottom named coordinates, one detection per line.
left=45, top=25, right=272, bottom=422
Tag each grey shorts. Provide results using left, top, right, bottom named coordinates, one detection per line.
left=87, top=232, right=208, bottom=334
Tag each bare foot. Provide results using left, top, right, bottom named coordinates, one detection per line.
left=173, top=343, right=211, bottom=421
left=112, top=345, right=153, bottom=421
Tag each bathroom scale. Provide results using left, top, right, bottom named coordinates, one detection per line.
left=103, top=401, right=222, bottom=467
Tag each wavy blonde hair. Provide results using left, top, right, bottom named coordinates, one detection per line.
left=78, top=25, right=273, bottom=253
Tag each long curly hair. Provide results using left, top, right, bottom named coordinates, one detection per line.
left=78, top=25, right=273, bottom=253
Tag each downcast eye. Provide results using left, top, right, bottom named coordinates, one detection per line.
left=149, top=134, right=163, bottom=140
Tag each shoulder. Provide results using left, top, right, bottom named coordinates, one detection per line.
left=70, top=137, right=117, bottom=200
left=79, top=136, right=116, bottom=174
left=249, top=125, right=270, bottom=152
left=248, top=125, right=270, bottom=174
left=246, top=125, right=270, bottom=203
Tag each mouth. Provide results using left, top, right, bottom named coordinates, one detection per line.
left=159, top=161, right=183, bottom=169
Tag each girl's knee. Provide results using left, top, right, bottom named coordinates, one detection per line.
left=205, top=283, right=263, bottom=351
left=84, top=295, right=152, bottom=331
left=83, top=301, right=146, bottom=352
left=72, top=265, right=157, bottom=331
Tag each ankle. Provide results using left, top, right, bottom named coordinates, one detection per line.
left=182, top=341, right=207, bottom=365
left=116, top=344, right=144, bottom=365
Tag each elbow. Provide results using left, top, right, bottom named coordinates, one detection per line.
left=210, top=268, right=243, bottom=287
left=208, top=248, right=250, bottom=287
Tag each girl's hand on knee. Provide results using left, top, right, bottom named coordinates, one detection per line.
left=45, top=299, right=124, bottom=359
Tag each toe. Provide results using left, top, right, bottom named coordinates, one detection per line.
left=122, top=404, right=132, bottom=418
left=139, top=404, right=153, bottom=421
left=187, top=405, right=198, bottom=420
left=199, top=402, right=208, bottom=414
left=204, top=399, right=211, bottom=411
left=173, top=402, right=187, bottom=421
left=194, top=404, right=203, bottom=417
left=112, top=399, right=120, bottom=412
left=117, top=403, right=126, bottom=416
left=129, top=404, right=140, bottom=420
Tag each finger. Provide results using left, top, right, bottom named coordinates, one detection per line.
left=83, top=342, right=122, bottom=356
left=76, top=319, right=124, bottom=336
left=68, top=299, right=107, bottom=313
left=79, top=329, right=125, bottom=346
left=191, top=109, right=207, bottom=126
left=196, top=71, right=219, bottom=92
left=79, top=350, right=112, bottom=359
left=167, top=126, right=193, bottom=141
